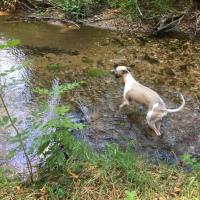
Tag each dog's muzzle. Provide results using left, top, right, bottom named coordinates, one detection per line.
left=111, top=69, right=122, bottom=78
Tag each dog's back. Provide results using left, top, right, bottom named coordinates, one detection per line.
left=125, top=83, right=165, bottom=110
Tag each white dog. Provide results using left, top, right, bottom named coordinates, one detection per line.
left=112, top=66, right=185, bottom=136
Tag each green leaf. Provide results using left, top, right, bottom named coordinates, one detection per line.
left=55, top=105, right=70, bottom=116
left=124, top=190, right=137, bottom=200
left=2, top=116, right=9, bottom=124
left=32, top=87, right=50, bottom=95
left=38, top=140, right=51, bottom=155
left=0, top=116, right=10, bottom=127
left=9, top=131, right=29, bottom=144
left=0, top=39, right=20, bottom=49
left=6, top=39, right=21, bottom=47
left=46, top=118, right=84, bottom=130
left=7, top=148, right=17, bottom=159
left=11, top=117, right=17, bottom=125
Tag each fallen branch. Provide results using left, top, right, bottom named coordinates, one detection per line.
left=151, top=13, right=184, bottom=36
left=17, top=0, right=35, bottom=11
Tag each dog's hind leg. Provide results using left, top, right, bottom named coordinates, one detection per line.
left=155, top=121, right=161, bottom=131
left=155, top=112, right=167, bottom=133
left=146, top=111, right=161, bottom=136
left=147, top=120, right=161, bottom=136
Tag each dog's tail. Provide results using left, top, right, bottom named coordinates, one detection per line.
left=167, top=94, right=185, bottom=113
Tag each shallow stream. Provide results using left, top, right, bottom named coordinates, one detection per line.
left=0, top=15, right=200, bottom=172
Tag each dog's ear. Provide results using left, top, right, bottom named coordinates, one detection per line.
left=126, top=66, right=131, bottom=71
left=113, top=64, right=118, bottom=69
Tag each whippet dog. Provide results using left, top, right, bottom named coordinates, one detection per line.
left=112, top=66, right=185, bottom=136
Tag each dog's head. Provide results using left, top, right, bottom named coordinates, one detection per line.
left=111, top=66, right=130, bottom=78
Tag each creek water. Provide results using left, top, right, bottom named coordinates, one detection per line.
left=0, top=15, right=200, bottom=173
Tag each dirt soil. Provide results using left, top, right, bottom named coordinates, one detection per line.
left=81, top=8, right=200, bottom=39
left=80, top=8, right=151, bottom=35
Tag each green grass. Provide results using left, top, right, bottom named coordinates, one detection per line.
left=82, top=57, right=94, bottom=64
left=1, top=144, right=200, bottom=200
left=87, top=68, right=109, bottom=77
left=47, top=63, right=62, bottom=71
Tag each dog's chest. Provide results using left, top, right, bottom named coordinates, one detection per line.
left=124, top=82, right=134, bottom=95
left=123, top=80, right=140, bottom=97
left=123, top=82, right=150, bottom=106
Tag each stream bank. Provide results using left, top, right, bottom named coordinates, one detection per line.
left=1, top=0, right=199, bottom=38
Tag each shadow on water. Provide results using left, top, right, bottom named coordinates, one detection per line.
left=0, top=15, right=200, bottom=172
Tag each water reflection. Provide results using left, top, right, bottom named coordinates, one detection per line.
left=0, top=38, right=33, bottom=171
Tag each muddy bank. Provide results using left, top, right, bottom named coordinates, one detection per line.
left=24, top=8, right=176, bottom=37
left=77, top=9, right=151, bottom=35
left=1, top=0, right=200, bottom=38
left=19, top=7, right=198, bottom=39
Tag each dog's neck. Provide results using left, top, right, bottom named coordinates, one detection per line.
left=123, top=72, right=138, bottom=85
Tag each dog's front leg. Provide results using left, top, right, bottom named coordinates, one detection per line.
left=119, top=98, right=129, bottom=108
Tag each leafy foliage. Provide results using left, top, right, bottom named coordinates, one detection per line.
left=108, top=0, right=174, bottom=19
left=0, top=39, right=20, bottom=49
left=32, top=82, right=83, bottom=96
left=33, top=104, right=85, bottom=171
left=123, top=190, right=137, bottom=200
left=2, top=0, right=175, bottom=20
left=50, top=0, right=101, bottom=18
left=181, top=154, right=200, bottom=181
left=26, top=81, right=84, bottom=172
left=181, top=154, right=200, bottom=171
left=45, top=183, right=66, bottom=199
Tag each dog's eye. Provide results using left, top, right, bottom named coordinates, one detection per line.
left=122, top=70, right=128, bottom=73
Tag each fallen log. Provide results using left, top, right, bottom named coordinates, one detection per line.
left=151, top=14, right=185, bottom=36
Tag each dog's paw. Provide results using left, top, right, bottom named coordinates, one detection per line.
left=156, top=132, right=161, bottom=136
left=119, top=104, right=123, bottom=109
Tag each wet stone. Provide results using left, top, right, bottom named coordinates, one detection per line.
left=162, top=67, right=175, bottom=76
left=82, top=56, right=94, bottom=64
left=111, top=37, right=126, bottom=46
left=117, top=48, right=126, bottom=54
left=96, top=60, right=104, bottom=68
left=110, top=57, right=127, bottom=65
left=179, top=64, right=189, bottom=71
left=143, top=53, right=159, bottom=64
left=66, top=50, right=80, bottom=56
